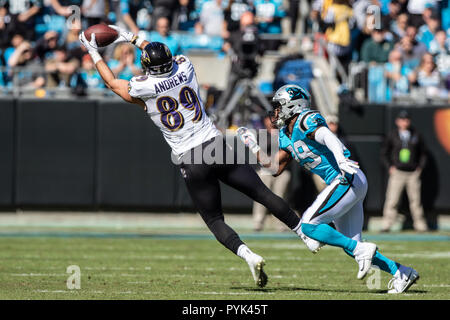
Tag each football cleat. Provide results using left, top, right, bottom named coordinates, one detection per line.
left=300, top=233, right=325, bottom=254
left=353, top=242, right=377, bottom=280
left=388, top=266, right=420, bottom=294
left=247, top=254, right=268, bottom=288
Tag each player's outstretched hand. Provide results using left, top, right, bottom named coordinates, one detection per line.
left=79, top=32, right=98, bottom=53
left=108, top=25, right=134, bottom=44
left=338, top=158, right=359, bottom=175
left=237, top=127, right=260, bottom=154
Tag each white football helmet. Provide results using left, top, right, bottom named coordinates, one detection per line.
left=271, top=84, right=311, bottom=128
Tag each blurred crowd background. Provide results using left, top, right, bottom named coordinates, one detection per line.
left=0, top=0, right=448, bottom=232
left=0, top=0, right=448, bottom=104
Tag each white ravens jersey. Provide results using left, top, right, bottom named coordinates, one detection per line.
left=128, top=55, right=220, bottom=157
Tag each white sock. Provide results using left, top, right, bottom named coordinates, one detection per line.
left=237, top=244, right=254, bottom=261
left=292, top=221, right=303, bottom=236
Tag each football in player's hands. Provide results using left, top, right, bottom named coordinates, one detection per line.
left=84, top=24, right=118, bottom=47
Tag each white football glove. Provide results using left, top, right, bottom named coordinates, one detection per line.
left=79, top=32, right=99, bottom=53
left=108, top=25, right=135, bottom=44
left=237, top=127, right=260, bottom=154
left=338, top=158, right=359, bottom=175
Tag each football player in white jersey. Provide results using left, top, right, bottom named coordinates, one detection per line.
left=79, top=26, right=308, bottom=288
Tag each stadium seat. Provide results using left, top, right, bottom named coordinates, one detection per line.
left=272, top=59, right=313, bottom=92
left=35, top=14, right=67, bottom=39
left=368, top=65, right=389, bottom=103
left=179, top=33, right=223, bottom=53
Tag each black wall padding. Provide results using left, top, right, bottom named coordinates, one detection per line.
left=0, top=99, right=15, bottom=206
left=97, top=102, right=176, bottom=208
left=339, top=104, right=385, bottom=135
left=15, top=99, right=96, bottom=206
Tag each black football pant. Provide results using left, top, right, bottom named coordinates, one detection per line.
left=178, top=137, right=300, bottom=254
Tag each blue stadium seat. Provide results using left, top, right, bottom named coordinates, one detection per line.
left=368, top=65, right=389, bottom=103
left=179, top=33, right=223, bottom=53
left=272, top=59, right=313, bottom=92
left=35, top=14, right=67, bottom=39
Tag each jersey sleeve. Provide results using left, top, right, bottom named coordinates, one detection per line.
left=174, top=55, right=194, bottom=72
left=298, top=111, right=327, bottom=136
left=128, top=75, right=156, bottom=99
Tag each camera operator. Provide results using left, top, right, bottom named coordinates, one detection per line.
left=215, top=11, right=265, bottom=117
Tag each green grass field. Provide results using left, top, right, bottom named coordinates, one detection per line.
left=0, top=234, right=449, bottom=300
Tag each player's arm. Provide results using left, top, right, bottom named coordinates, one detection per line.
left=79, top=32, right=146, bottom=108
left=108, top=25, right=150, bottom=50
left=237, top=127, right=293, bottom=176
left=311, top=126, right=359, bottom=175
left=264, top=149, right=292, bottom=177
left=95, top=60, right=146, bottom=107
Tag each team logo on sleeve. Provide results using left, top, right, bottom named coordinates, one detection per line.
left=310, top=113, right=325, bottom=125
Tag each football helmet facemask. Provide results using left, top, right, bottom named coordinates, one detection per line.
left=269, top=84, right=311, bottom=128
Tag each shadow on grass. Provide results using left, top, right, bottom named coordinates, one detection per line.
left=230, top=286, right=428, bottom=295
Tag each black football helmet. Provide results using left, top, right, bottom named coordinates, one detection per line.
left=140, top=42, right=173, bottom=76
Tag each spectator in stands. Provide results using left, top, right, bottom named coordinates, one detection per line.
left=429, top=29, right=450, bottom=56
left=252, top=115, right=291, bottom=232
left=44, top=47, right=79, bottom=87
left=7, top=40, right=46, bottom=88
left=390, top=13, right=409, bottom=42
left=34, top=0, right=74, bottom=40
left=254, top=0, right=285, bottom=50
left=381, top=0, right=402, bottom=31
left=174, top=0, right=197, bottom=31
left=0, top=0, right=42, bottom=45
left=323, top=0, right=354, bottom=73
left=195, top=0, right=226, bottom=37
left=360, top=25, right=394, bottom=64
left=3, top=33, right=26, bottom=65
left=408, top=52, right=445, bottom=97
left=70, top=53, right=104, bottom=92
left=404, top=25, right=428, bottom=56
left=108, top=43, right=141, bottom=80
left=148, top=16, right=182, bottom=56
left=223, top=0, right=253, bottom=36
left=151, top=0, right=180, bottom=29
left=34, top=31, right=60, bottom=62
left=149, top=17, right=182, bottom=55
left=119, top=0, right=153, bottom=34
left=395, top=34, right=426, bottom=70
left=82, top=0, right=106, bottom=27
left=49, top=0, right=76, bottom=17
left=381, top=110, right=428, bottom=232
left=407, top=0, right=437, bottom=27
left=417, top=11, right=440, bottom=50
left=385, top=49, right=410, bottom=96
left=288, top=0, right=299, bottom=35
left=429, top=29, right=450, bottom=79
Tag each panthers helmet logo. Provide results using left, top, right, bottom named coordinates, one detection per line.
left=286, top=86, right=308, bottom=100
